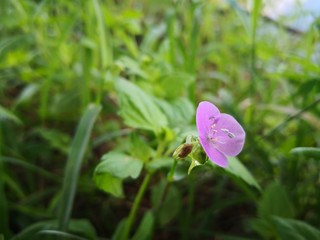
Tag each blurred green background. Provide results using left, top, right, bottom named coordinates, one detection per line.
left=1, top=0, right=320, bottom=239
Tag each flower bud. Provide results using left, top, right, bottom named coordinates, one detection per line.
left=173, top=143, right=193, bottom=160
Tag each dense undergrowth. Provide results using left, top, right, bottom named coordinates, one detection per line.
left=1, top=0, right=320, bottom=239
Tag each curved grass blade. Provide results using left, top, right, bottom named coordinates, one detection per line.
left=58, top=104, right=101, bottom=231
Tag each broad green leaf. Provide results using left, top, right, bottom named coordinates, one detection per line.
left=132, top=210, right=154, bottom=240
left=95, top=152, right=143, bottom=179
left=273, top=216, right=320, bottom=240
left=58, top=104, right=101, bottom=231
left=129, top=133, right=154, bottom=163
left=93, top=173, right=123, bottom=198
left=290, top=147, right=320, bottom=159
left=115, top=78, right=168, bottom=132
left=224, top=157, right=260, bottom=190
left=258, top=182, right=294, bottom=219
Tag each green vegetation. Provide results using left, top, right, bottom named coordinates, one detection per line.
left=1, top=0, right=319, bottom=239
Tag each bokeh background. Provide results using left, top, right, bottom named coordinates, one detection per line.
left=1, top=0, right=320, bottom=239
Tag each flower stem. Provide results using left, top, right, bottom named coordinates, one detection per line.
left=167, top=159, right=177, bottom=182
left=122, top=171, right=152, bottom=240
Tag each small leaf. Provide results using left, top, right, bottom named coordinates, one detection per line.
left=224, top=157, right=260, bottom=190
left=93, top=173, right=123, bottom=198
left=272, top=216, right=320, bottom=240
left=115, top=78, right=168, bottom=132
left=159, top=186, right=181, bottom=226
left=258, top=182, right=294, bottom=219
left=132, top=210, right=154, bottom=240
left=95, top=152, right=143, bottom=179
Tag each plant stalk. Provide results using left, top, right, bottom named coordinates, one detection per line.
left=122, top=171, right=152, bottom=240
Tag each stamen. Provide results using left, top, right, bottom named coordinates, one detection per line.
left=221, top=128, right=235, bottom=139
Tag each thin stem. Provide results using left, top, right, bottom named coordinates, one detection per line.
left=167, top=159, right=178, bottom=182
left=122, top=172, right=152, bottom=240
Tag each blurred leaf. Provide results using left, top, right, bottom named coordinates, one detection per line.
left=33, top=128, right=71, bottom=154
left=146, top=157, right=173, bottom=171
left=156, top=98, right=195, bottom=127
left=290, top=147, right=320, bottom=159
left=93, top=173, right=123, bottom=198
left=129, top=133, right=154, bottom=163
left=273, top=216, right=320, bottom=240
left=0, top=105, right=22, bottom=124
left=258, top=181, right=294, bottom=219
left=58, top=104, right=101, bottom=231
left=115, top=78, right=168, bottom=132
left=112, top=218, right=127, bottom=240
left=132, top=210, right=154, bottom=240
left=116, top=56, right=147, bottom=78
left=158, top=72, right=195, bottom=99
left=152, top=183, right=181, bottom=226
left=95, top=152, right=143, bottom=179
left=12, top=219, right=96, bottom=240
left=15, top=83, right=39, bottom=106
left=224, top=157, right=260, bottom=190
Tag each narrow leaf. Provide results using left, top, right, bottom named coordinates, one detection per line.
left=58, top=104, right=101, bottom=231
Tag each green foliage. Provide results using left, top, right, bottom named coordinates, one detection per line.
left=58, top=104, right=101, bottom=231
left=115, top=78, right=168, bottom=132
left=224, top=157, right=261, bottom=190
left=1, top=0, right=320, bottom=239
left=94, top=151, right=143, bottom=197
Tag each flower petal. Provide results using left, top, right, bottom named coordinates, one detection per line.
left=214, top=113, right=245, bottom=156
left=196, top=101, right=220, bottom=138
left=199, top=136, right=228, bottom=168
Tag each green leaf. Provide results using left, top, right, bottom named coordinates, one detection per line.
left=95, top=152, right=143, bottom=179
left=115, top=78, right=168, bottom=132
left=93, top=173, right=123, bottom=198
left=112, top=218, right=127, bottom=240
left=272, top=216, right=320, bottom=240
left=290, top=147, right=320, bottom=159
left=0, top=105, right=22, bottom=124
left=151, top=182, right=181, bottom=226
left=156, top=98, right=195, bottom=127
left=158, top=72, right=195, bottom=99
left=224, top=157, right=260, bottom=190
left=146, top=157, right=173, bottom=171
left=58, top=104, right=101, bottom=231
left=15, top=83, right=39, bottom=106
left=129, top=133, right=154, bottom=163
left=132, top=210, right=154, bottom=240
left=12, top=219, right=96, bottom=240
left=258, top=182, right=294, bottom=219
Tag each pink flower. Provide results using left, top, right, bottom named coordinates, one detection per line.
left=196, top=101, right=245, bottom=168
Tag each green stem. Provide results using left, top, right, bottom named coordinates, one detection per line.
left=167, top=159, right=177, bottom=182
left=122, top=172, right=152, bottom=240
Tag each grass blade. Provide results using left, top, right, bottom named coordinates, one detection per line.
left=58, top=104, right=101, bottom=231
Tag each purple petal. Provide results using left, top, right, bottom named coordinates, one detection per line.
left=199, top=136, right=228, bottom=168
left=196, top=101, right=220, bottom=138
left=214, top=113, right=245, bottom=156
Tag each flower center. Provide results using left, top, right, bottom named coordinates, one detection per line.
left=207, top=116, right=236, bottom=144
